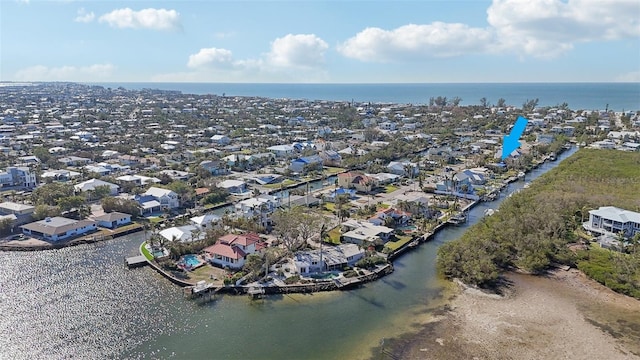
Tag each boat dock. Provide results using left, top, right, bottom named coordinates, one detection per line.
left=125, top=255, right=148, bottom=269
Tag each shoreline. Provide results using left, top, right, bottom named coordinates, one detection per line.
left=379, top=268, right=640, bottom=359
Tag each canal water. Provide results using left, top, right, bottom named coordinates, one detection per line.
left=0, top=148, right=576, bottom=360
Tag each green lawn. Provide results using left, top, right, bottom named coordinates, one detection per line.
left=384, top=185, right=399, bottom=193
left=324, top=203, right=336, bottom=212
left=324, top=167, right=346, bottom=175
left=149, top=216, right=164, bottom=224
left=326, top=226, right=342, bottom=244
left=384, top=235, right=413, bottom=251
left=264, top=179, right=297, bottom=189
left=378, top=203, right=390, bottom=209
left=140, top=241, right=153, bottom=261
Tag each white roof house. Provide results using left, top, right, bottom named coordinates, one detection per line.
left=585, top=206, right=640, bottom=238
left=74, top=178, right=119, bottom=195
left=158, top=225, right=204, bottom=243
left=190, top=213, right=221, bottom=228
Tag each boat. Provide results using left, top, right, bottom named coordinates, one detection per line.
left=448, top=212, right=467, bottom=225
left=517, top=171, right=526, bottom=180
left=549, top=152, right=557, bottom=161
left=407, top=239, right=420, bottom=248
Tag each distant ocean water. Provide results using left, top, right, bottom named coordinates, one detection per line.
left=91, top=82, right=640, bottom=111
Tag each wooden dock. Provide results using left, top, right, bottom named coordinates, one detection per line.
left=125, top=255, right=148, bottom=269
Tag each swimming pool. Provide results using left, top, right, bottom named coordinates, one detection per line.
left=180, top=255, right=201, bottom=268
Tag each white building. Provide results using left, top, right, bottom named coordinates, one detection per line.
left=0, top=167, right=37, bottom=189
left=584, top=206, right=640, bottom=238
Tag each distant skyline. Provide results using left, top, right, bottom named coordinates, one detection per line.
left=2, top=0, right=639, bottom=83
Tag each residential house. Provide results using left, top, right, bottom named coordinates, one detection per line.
left=319, top=150, right=342, bottom=167
left=337, top=172, right=378, bottom=193
left=294, top=244, right=364, bottom=274
left=368, top=207, right=410, bottom=227
left=324, top=188, right=356, bottom=202
left=74, top=178, right=119, bottom=196
left=0, top=201, right=35, bottom=226
left=267, top=144, right=295, bottom=158
left=159, top=225, right=204, bottom=242
left=116, top=174, right=161, bottom=187
left=190, top=213, right=221, bottom=229
left=41, top=169, right=81, bottom=182
left=217, top=179, right=248, bottom=196
left=340, top=219, right=394, bottom=245
left=200, top=160, right=227, bottom=175
left=387, top=161, right=419, bottom=177
left=58, top=156, right=91, bottom=167
left=289, top=155, right=323, bottom=174
left=94, top=212, right=132, bottom=229
left=210, top=134, right=231, bottom=146
left=583, top=206, right=640, bottom=238
left=21, top=217, right=97, bottom=242
left=203, top=233, right=262, bottom=269
left=235, top=194, right=280, bottom=226
left=0, top=167, right=37, bottom=188
left=143, top=187, right=179, bottom=209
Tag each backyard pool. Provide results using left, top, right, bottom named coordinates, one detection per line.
left=179, top=254, right=202, bottom=269
left=396, top=225, right=417, bottom=232
left=308, top=272, right=339, bottom=280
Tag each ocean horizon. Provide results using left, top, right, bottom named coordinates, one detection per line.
left=86, top=82, right=640, bottom=111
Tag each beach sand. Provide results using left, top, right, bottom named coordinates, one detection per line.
left=379, top=269, right=640, bottom=360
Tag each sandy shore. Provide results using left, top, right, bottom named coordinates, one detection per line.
left=381, top=269, right=640, bottom=360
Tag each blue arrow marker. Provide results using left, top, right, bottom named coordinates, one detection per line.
left=501, top=116, right=529, bottom=160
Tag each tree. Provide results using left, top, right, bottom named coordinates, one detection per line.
left=271, top=209, right=302, bottom=253
left=56, top=195, right=86, bottom=212
left=101, top=197, right=141, bottom=218
left=480, top=97, right=489, bottom=108
left=33, top=205, right=62, bottom=221
left=496, top=98, right=506, bottom=108
left=32, top=183, right=74, bottom=206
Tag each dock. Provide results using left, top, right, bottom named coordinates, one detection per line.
left=248, top=286, right=266, bottom=300
left=125, top=255, right=148, bottom=269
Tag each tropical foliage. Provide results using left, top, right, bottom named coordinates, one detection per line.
left=437, top=149, right=640, bottom=298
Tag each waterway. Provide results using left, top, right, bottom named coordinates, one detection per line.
left=0, top=147, right=577, bottom=360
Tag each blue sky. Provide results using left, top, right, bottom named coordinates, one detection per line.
left=2, top=0, right=639, bottom=83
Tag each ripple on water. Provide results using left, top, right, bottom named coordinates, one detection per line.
left=0, top=235, right=199, bottom=360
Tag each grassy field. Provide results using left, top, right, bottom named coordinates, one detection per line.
left=326, top=226, right=342, bottom=244
left=384, top=235, right=413, bottom=251
left=384, top=185, right=399, bottom=193
left=264, top=179, right=297, bottom=189
left=140, top=242, right=153, bottom=261
left=324, top=167, right=346, bottom=175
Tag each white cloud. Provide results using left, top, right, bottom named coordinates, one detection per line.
left=267, top=34, right=329, bottom=68
left=616, top=70, right=640, bottom=82
left=99, top=8, right=181, bottom=31
left=187, top=48, right=233, bottom=68
left=14, top=64, right=115, bottom=81
left=487, top=0, right=640, bottom=57
left=180, top=34, right=329, bottom=82
left=339, top=0, right=640, bottom=62
left=338, top=23, right=493, bottom=61
left=74, top=8, right=95, bottom=23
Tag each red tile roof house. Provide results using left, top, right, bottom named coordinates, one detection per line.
left=203, top=233, right=262, bottom=270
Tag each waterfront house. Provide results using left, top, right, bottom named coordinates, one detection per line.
left=94, top=212, right=132, bottom=229
left=340, top=219, right=394, bottom=245
left=294, top=244, right=364, bottom=274
left=235, top=194, right=280, bottom=226
left=203, top=233, right=261, bottom=269
left=143, top=187, right=179, bottom=209
left=0, top=201, right=35, bottom=225
left=337, top=172, right=377, bottom=193
left=583, top=206, right=640, bottom=238
left=190, top=213, right=221, bottom=229
left=324, top=188, right=357, bottom=202
left=21, top=217, right=97, bottom=242
left=368, top=207, right=410, bottom=227
left=217, top=179, right=248, bottom=196
left=159, top=225, right=204, bottom=242
left=289, top=155, right=323, bottom=174
left=319, top=150, right=342, bottom=167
